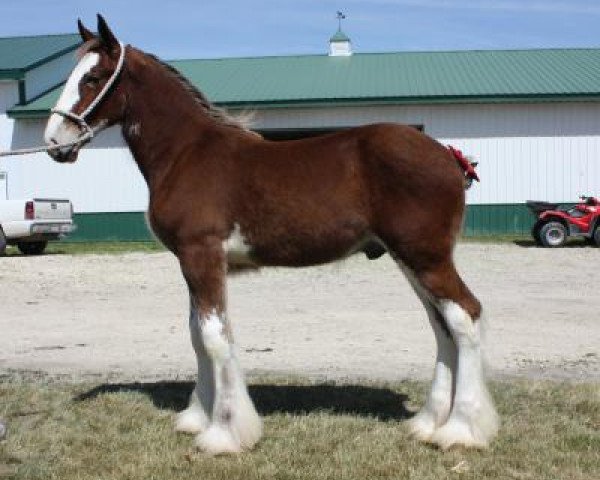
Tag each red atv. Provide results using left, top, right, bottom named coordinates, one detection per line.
left=527, top=196, right=600, bottom=247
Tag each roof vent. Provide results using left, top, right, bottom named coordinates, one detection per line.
left=329, top=11, right=352, bottom=56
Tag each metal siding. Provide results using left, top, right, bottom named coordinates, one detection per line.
left=24, top=53, right=77, bottom=101
left=256, top=102, right=600, bottom=204
left=0, top=82, right=18, bottom=149
left=5, top=121, right=148, bottom=212
left=5, top=102, right=599, bottom=238
left=67, top=205, right=535, bottom=241
left=464, top=204, right=534, bottom=235
left=70, top=212, right=153, bottom=241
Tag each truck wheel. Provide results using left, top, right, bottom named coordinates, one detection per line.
left=0, top=228, right=6, bottom=255
left=17, top=241, right=47, bottom=255
left=539, top=221, right=567, bottom=247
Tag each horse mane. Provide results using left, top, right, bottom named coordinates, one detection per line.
left=144, top=52, right=254, bottom=132
left=77, top=40, right=254, bottom=132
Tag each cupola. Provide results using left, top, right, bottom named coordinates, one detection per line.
left=329, top=11, right=352, bottom=56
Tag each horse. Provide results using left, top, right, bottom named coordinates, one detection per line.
left=43, top=15, right=498, bottom=454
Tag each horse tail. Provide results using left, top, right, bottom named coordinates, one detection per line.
left=447, top=145, right=479, bottom=189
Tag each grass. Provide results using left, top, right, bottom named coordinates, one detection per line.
left=459, top=234, right=532, bottom=244
left=1, top=236, right=552, bottom=258
left=0, top=375, right=598, bottom=480
left=2, top=241, right=166, bottom=256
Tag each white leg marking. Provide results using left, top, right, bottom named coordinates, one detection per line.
left=175, top=302, right=212, bottom=434
left=430, top=301, right=499, bottom=449
left=397, top=264, right=457, bottom=442
left=194, top=311, right=262, bottom=454
left=407, top=302, right=456, bottom=441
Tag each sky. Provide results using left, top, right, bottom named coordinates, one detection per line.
left=0, top=1, right=599, bottom=60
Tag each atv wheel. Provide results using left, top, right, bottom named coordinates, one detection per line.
left=539, top=221, right=567, bottom=248
left=0, top=228, right=6, bottom=255
left=531, top=221, right=545, bottom=246
left=593, top=226, right=600, bottom=247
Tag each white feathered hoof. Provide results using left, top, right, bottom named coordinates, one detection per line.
left=195, top=426, right=244, bottom=455
left=406, top=411, right=438, bottom=442
left=175, top=405, right=209, bottom=435
left=430, top=417, right=488, bottom=449
left=430, top=399, right=499, bottom=450
left=194, top=394, right=263, bottom=455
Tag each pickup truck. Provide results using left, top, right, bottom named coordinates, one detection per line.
left=0, top=199, right=76, bottom=255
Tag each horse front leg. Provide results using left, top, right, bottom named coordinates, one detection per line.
left=174, top=297, right=213, bottom=435
left=177, top=240, right=262, bottom=454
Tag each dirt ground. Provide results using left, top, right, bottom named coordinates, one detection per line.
left=1, top=243, right=598, bottom=383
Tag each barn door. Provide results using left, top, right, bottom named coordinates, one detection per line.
left=0, top=172, right=6, bottom=200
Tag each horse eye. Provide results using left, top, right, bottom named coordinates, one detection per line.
left=83, top=74, right=100, bottom=87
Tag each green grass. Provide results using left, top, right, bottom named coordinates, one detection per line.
left=45, top=241, right=166, bottom=255
left=2, top=241, right=166, bottom=256
left=459, top=234, right=532, bottom=244
left=0, top=375, right=598, bottom=480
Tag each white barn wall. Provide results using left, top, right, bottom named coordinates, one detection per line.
left=253, top=102, right=600, bottom=204
left=0, top=81, right=19, bottom=150
left=0, top=82, right=20, bottom=200
left=4, top=101, right=600, bottom=213
left=24, top=52, right=77, bottom=101
left=5, top=120, right=147, bottom=212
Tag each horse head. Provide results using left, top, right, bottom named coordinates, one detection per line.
left=44, top=15, right=126, bottom=163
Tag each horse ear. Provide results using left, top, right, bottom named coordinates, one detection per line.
left=96, top=14, right=119, bottom=52
left=77, top=19, right=95, bottom=42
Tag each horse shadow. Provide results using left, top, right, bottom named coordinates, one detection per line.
left=75, top=380, right=414, bottom=421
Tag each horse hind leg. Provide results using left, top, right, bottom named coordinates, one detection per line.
left=430, top=297, right=499, bottom=449
left=404, top=283, right=457, bottom=441
left=397, top=256, right=499, bottom=449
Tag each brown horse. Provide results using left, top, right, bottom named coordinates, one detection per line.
left=44, top=15, right=498, bottom=454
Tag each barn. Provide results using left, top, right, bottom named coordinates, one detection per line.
left=1, top=30, right=599, bottom=241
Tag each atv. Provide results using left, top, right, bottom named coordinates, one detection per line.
left=527, top=196, right=600, bottom=247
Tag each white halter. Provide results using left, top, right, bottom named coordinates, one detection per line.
left=0, top=41, right=126, bottom=157
left=0, top=41, right=127, bottom=158
left=51, top=41, right=126, bottom=140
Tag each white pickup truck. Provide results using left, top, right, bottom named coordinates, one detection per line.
left=0, top=199, right=76, bottom=255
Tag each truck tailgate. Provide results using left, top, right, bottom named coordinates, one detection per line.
left=33, top=199, right=72, bottom=220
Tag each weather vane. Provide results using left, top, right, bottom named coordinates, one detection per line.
left=336, top=11, right=346, bottom=31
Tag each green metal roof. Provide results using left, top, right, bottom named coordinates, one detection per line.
left=9, top=47, right=600, bottom=117
left=0, top=33, right=81, bottom=79
left=330, top=29, right=350, bottom=42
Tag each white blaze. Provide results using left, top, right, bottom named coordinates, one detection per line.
left=44, top=52, right=100, bottom=145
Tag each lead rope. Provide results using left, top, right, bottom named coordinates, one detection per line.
left=0, top=42, right=126, bottom=158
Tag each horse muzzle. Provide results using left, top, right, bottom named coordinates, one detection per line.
left=47, top=144, right=80, bottom=163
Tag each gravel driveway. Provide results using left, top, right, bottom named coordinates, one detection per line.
left=1, top=243, right=598, bottom=382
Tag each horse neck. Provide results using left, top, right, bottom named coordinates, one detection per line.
left=120, top=54, right=215, bottom=188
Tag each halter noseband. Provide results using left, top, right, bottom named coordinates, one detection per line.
left=51, top=41, right=126, bottom=145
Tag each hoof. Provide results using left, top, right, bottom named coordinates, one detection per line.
left=406, top=411, right=437, bottom=442
left=175, top=407, right=209, bottom=435
left=430, top=407, right=498, bottom=450
left=430, top=418, right=488, bottom=450
left=195, top=426, right=243, bottom=455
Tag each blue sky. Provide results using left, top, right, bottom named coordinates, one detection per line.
left=0, top=1, right=599, bottom=59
